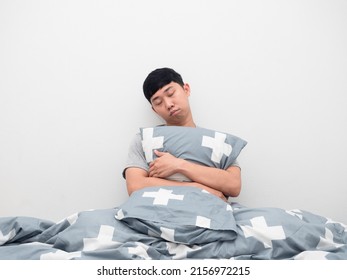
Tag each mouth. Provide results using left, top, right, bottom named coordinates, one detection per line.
left=170, top=109, right=180, bottom=116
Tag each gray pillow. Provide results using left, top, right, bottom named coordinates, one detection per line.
left=140, top=126, right=247, bottom=170
left=115, top=186, right=237, bottom=244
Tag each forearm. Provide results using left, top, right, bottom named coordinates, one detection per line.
left=126, top=169, right=204, bottom=193
left=148, top=151, right=241, bottom=197
left=176, top=160, right=241, bottom=197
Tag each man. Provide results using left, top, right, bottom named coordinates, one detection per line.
left=123, top=68, right=241, bottom=201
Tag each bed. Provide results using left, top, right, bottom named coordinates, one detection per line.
left=1, top=126, right=346, bottom=259
left=0, top=186, right=346, bottom=260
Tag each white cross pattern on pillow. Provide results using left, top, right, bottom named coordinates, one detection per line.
left=201, top=132, right=232, bottom=163
left=141, top=128, right=164, bottom=162
left=142, top=188, right=184, bottom=205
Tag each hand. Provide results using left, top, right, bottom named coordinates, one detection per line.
left=148, top=150, right=182, bottom=178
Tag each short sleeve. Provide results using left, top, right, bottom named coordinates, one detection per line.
left=122, top=133, right=149, bottom=178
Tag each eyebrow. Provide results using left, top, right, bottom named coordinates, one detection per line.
left=163, top=86, right=173, bottom=93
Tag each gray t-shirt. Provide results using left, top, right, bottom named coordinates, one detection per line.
left=122, top=133, right=149, bottom=178
left=122, top=132, right=240, bottom=179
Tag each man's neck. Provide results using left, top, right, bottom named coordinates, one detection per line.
left=166, top=120, right=196, bottom=127
left=183, top=120, right=196, bottom=127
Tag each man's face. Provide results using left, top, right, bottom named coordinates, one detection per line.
left=150, top=81, right=191, bottom=126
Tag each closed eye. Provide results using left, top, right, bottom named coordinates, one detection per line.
left=167, top=88, right=175, bottom=97
left=151, top=96, right=162, bottom=106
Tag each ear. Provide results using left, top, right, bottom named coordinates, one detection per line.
left=183, top=83, right=191, bottom=96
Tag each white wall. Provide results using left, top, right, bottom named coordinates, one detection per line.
left=1, top=0, right=346, bottom=223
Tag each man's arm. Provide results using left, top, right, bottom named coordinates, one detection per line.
left=148, top=150, right=241, bottom=197
left=125, top=167, right=228, bottom=201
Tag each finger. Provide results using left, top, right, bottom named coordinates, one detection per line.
left=148, top=165, right=155, bottom=175
left=154, top=150, right=165, bottom=157
left=148, top=169, right=155, bottom=177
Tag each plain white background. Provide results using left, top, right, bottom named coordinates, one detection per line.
left=1, top=0, right=346, bottom=223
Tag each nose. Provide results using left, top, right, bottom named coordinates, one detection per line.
left=164, top=99, right=174, bottom=110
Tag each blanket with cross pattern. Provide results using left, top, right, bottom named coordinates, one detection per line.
left=1, top=186, right=346, bottom=260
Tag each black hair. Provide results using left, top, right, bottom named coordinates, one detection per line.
left=143, top=68, right=184, bottom=103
